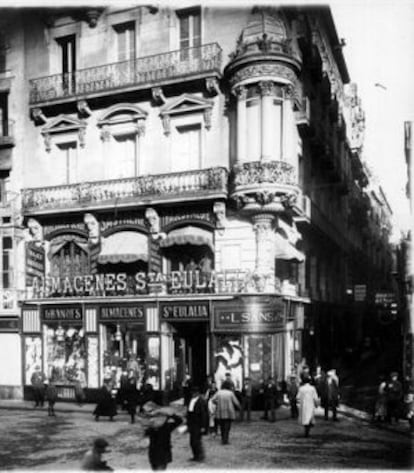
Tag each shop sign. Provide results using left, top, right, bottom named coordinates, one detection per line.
left=0, top=317, right=19, bottom=332
left=42, top=306, right=82, bottom=321
left=160, top=302, right=209, bottom=321
left=100, top=305, right=145, bottom=322
left=214, top=298, right=285, bottom=331
left=25, top=242, right=45, bottom=286
left=28, top=269, right=276, bottom=299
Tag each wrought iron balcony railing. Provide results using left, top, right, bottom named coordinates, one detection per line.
left=22, top=167, right=229, bottom=213
left=29, top=43, right=222, bottom=105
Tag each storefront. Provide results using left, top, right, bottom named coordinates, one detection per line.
left=21, top=292, right=306, bottom=402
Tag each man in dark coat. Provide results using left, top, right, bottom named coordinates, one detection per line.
left=31, top=366, right=46, bottom=408
left=320, top=369, right=340, bottom=421
left=125, top=370, right=139, bottom=424
left=45, top=379, right=58, bottom=416
left=144, top=412, right=182, bottom=471
left=187, top=386, right=208, bottom=462
left=386, top=371, right=403, bottom=424
left=262, top=376, right=278, bottom=422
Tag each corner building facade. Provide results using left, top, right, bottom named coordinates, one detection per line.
left=0, top=5, right=394, bottom=401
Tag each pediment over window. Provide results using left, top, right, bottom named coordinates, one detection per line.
left=97, top=103, right=148, bottom=141
left=41, top=114, right=87, bottom=152
left=160, top=94, right=214, bottom=135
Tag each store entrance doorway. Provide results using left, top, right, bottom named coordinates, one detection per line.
left=172, top=322, right=208, bottom=389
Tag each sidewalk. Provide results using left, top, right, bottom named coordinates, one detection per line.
left=0, top=398, right=412, bottom=437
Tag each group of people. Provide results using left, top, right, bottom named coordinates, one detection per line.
left=374, top=371, right=414, bottom=428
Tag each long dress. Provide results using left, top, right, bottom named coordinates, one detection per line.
left=297, top=383, right=318, bottom=426
left=93, top=385, right=117, bottom=418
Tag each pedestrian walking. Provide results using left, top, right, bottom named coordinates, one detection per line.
left=81, top=437, right=113, bottom=471
left=144, top=409, right=183, bottom=471
left=205, top=380, right=218, bottom=434
left=287, top=374, right=299, bottom=419
left=125, top=370, right=139, bottom=424
left=31, top=365, right=46, bottom=408
left=261, top=376, right=278, bottom=422
left=240, top=377, right=253, bottom=421
left=404, top=387, right=414, bottom=432
left=313, top=365, right=325, bottom=397
left=93, top=382, right=117, bottom=421
left=211, top=383, right=240, bottom=445
left=45, top=379, right=58, bottom=416
left=182, top=374, right=192, bottom=407
left=296, top=376, right=319, bottom=437
left=385, top=371, right=403, bottom=424
left=75, top=371, right=86, bottom=406
left=187, top=386, right=208, bottom=462
left=320, top=369, right=340, bottom=421
left=373, top=375, right=387, bottom=422
left=221, top=371, right=236, bottom=391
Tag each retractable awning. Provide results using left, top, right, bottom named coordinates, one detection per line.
left=98, top=231, right=149, bottom=264
left=275, top=232, right=305, bottom=262
left=160, top=226, right=213, bottom=251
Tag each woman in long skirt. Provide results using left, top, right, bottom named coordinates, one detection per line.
left=296, top=376, right=319, bottom=437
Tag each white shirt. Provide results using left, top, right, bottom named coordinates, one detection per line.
left=188, top=396, right=199, bottom=412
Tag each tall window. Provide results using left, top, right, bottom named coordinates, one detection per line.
left=0, top=92, right=8, bottom=137
left=178, top=8, right=201, bottom=61
left=178, top=9, right=201, bottom=49
left=112, top=134, right=136, bottom=178
left=57, top=35, right=76, bottom=94
left=172, top=124, right=201, bottom=172
left=0, top=33, right=7, bottom=73
left=114, top=22, right=135, bottom=62
left=55, top=141, right=78, bottom=184
left=2, top=236, right=12, bottom=290
left=0, top=177, right=8, bottom=203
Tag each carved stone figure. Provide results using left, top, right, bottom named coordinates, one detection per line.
left=27, top=218, right=43, bottom=243
left=84, top=213, right=100, bottom=245
left=145, top=207, right=160, bottom=235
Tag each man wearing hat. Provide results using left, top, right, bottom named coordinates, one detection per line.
left=386, top=371, right=403, bottom=424
left=144, top=407, right=183, bottom=470
left=320, top=369, right=340, bottom=421
left=81, top=438, right=113, bottom=471
left=187, top=386, right=208, bottom=462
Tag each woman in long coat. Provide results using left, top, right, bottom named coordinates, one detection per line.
left=93, top=382, right=117, bottom=421
left=296, top=376, right=319, bottom=437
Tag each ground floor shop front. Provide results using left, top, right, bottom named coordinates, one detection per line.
left=21, top=295, right=307, bottom=403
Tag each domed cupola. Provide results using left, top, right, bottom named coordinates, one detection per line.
left=224, top=7, right=302, bottom=90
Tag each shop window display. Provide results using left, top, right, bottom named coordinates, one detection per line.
left=25, top=336, right=42, bottom=384
left=101, top=323, right=146, bottom=389
left=44, top=325, right=86, bottom=384
left=214, top=336, right=243, bottom=390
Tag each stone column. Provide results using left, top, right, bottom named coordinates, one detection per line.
left=235, top=85, right=247, bottom=164
left=259, top=81, right=275, bottom=162
left=252, top=213, right=276, bottom=292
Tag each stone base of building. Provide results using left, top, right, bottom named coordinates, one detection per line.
left=0, top=385, right=23, bottom=400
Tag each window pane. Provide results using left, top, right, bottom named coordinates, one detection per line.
left=179, top=16, right=189, bottom=43
left=173, top=124, right=201, bottom=172
left=3, top=237, right=12, bottom=249
left=192, top=13, right=201, bottom=46
left=113, top=134, right=136, bottom=178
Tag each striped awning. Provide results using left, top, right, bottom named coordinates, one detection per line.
left=160, top=226, right=213, bottom=251
left=275, top=233, right=305, bottom=262
left=98, top=231, right=148, bottom=264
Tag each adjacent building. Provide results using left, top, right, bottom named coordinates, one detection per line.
left=0, top=5, right=397, bottom=401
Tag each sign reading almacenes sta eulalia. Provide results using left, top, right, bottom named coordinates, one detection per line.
left=28, top=270, right=273, bottom=298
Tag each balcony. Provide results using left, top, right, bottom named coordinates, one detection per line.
left=29, top=43, right=222, bottom=106
left=22, top=167, right=229, bottom=215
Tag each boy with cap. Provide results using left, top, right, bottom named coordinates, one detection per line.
left=81, top=438, right=113, bottom=471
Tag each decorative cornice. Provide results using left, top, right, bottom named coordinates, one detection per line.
left=229, top=63, right=297, bottom=89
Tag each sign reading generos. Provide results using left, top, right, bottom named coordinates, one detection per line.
left=42, top=306, right=82, bottom=321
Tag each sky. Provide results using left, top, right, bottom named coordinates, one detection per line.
left=330, top=0, right=414, bottom=236
left=5, top=0, right=414, bottom=234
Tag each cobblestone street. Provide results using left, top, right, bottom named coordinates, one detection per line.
left=0, top=403, right=412, bottom=470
